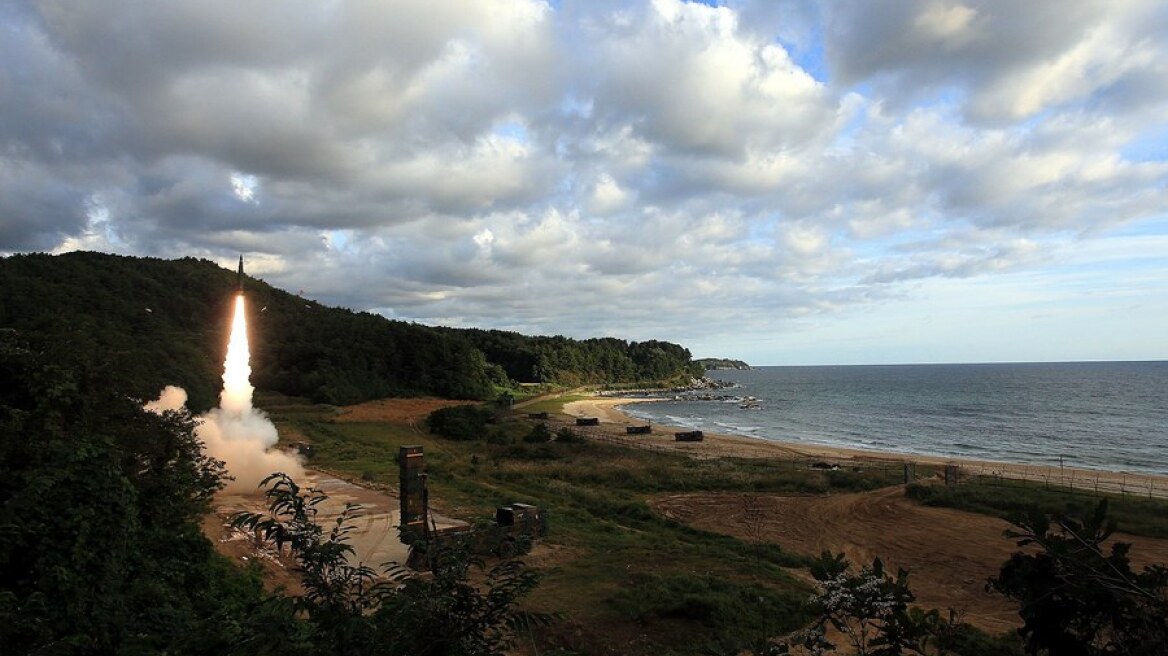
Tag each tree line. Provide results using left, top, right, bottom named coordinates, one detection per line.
left=0, top=252, right=701, bottom=408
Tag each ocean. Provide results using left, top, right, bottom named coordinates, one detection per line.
left=620, top=361, right=1168, bottom=475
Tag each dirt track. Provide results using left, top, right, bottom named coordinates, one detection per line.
left=334, top=397, right=474, bottom=424
left=651, top=486, right=1168, bottom=635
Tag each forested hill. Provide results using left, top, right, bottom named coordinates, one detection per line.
left=446, top=328, right=702, bottom=387
left=0, top=252, right=701, bottom=408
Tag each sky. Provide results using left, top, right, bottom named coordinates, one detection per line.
left=2, top=0, right=1166, bottom=366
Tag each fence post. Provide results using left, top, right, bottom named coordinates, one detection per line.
left=944, top=464, right=959, bottom=486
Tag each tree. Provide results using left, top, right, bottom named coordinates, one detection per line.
left=233, top=473, right=548, bottom=656
left=989, top=499, right=1168, bottom=655
left=772, top=552, right=947, bottom=656
left=427, top=405, right=494, bottom=441
left=0, top=332, right=282, bottom=655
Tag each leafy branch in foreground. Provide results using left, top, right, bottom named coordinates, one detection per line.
left=761, top=550, right=1027, bottom=656
left=768, top=552, right=947, bottom=656
left=989, top=499, right=1168, bottom=656
left=232, top=472, right=549, bottom=656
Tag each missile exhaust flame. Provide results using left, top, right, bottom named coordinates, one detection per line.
left=221, top=293, right=253, bottom=414
left=145, top=266, right=302, bottom=493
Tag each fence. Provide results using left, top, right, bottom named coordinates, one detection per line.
left=533, top=415, right=1168, bottom=500
left=538, top=415, right=927, bottom=483
left=939, top=459, right=1168, bottom=500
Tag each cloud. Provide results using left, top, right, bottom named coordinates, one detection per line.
left=825, top=0, right=1168, bottom=122
left=2, top=0, right=1166, bottom=363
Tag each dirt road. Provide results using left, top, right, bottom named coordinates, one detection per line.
left=650, top=485, right=1168, bottom=635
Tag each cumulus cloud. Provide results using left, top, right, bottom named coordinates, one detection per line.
left=2, top=0, right=1167, bottom=362
left=825, top=0, right=1168, bottom=122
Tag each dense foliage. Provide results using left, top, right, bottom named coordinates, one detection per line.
left=0, top=252, right=703, bottom=407
left=990, top=500, right=1168, bottom=655
left=771, top=552, right=1024, bottom=656
left=232, top=473, right=546, bottom=656
left=427, top=404, right=497, bottom=441
left=449, top=328, right=703, bottom=385
left=0, top=335, right=544, bottom=655
left=0, top=333, right=281, bottom=654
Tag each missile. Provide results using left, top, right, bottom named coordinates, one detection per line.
left=237, top=255, right=244, bottom=291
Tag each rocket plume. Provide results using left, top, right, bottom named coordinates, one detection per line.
left=147, top=289, right=302, bottom=493
left=221, top=293, right=254, bottom=414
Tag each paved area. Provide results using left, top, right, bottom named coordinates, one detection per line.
left=213, top=470, right=466, bottom=570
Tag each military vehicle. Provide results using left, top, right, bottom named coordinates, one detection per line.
left=491, top=502, right=548, bottom=557
left=399, top=445, right=546, bottom=566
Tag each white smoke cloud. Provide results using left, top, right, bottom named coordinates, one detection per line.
left=144, top=384, right=189, bottom=414
left=196, top=405, right=304, bottom=494
left=145, top=384, right=304, bottom=494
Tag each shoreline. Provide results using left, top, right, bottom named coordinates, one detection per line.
left=560, top=396, right=1168, bottom=498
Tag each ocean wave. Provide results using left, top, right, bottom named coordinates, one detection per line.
left=623, top=362, right=1168, bottom=474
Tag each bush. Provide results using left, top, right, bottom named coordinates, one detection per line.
left=524, top=423, right=552, bottom=443
left=906, top=479, right=1168, bottom=539
left=426, top=405, right=494, bottom=441
left=500, top=443, right=561, bottom=461
left=609, top=573, right=810, bottom=652
left=934, top=624, right=1025, bottom=656
left=485, top=428, right=513, bottom=445
left=232, top=473, right=549, bottom=655
left=555, top=427, right=585, bottom=443
left=989, top=500, right=1168, bottom=655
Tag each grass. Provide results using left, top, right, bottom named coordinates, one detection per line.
left=608, top=573, right=812, bottom=655
left=513, top=393, right=590, bottom=415
left=265, top=402, right=828, bottom=654
left=260, top=397, right=1028, bottom=655
left=906, top=478, right=1168, bottom=539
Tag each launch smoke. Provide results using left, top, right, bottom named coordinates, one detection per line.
left=146, top=293, right=302, bottom=493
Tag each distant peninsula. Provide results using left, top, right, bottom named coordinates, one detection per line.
left=695, top=358, right=750, bottom=370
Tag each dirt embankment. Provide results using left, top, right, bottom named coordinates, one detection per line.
left=333, top=397, right=476, bottom=424
left=650, top=486, right=1168, bottom=636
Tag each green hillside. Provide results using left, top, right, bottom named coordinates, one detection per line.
left=0, top=252, right=700, bottom=408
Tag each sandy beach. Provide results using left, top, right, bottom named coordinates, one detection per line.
left=556, top=395, right=1168, bottom=634
left=561, top=396, right=1168, bottom=498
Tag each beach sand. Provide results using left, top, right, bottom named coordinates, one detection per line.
left=561, top=396, right=1168, bottom=497
left=561, top=395, right=1168, bottom=635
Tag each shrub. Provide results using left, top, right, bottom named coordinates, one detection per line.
left=989, top=500, right=1168, bottom=655
left=524, top=423, right=552, bottom=444
left=232, top=473, right=550, bottom=656
left=555, top=427, right=585, bottom=443
left=485, top=428, right=513, bottom=445
left=426, top=405, right=494, bottom=441
left=609, top=573, right=810, bottom=652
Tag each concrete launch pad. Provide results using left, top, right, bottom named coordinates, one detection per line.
left=212, top=469, right=467, bottom=570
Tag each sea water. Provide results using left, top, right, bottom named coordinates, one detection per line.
left=620, top=362, right=1168, bottom=475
